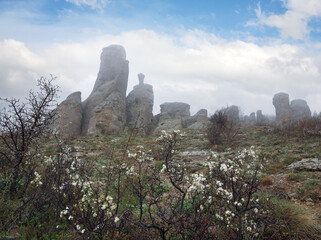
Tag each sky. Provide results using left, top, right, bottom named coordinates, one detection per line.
left=0, top=0, right=321, bottom=116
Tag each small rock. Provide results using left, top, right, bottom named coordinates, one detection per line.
left=306, top=198, right=314, bottom=206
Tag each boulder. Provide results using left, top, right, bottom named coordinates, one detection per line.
left=126, top=73, right=154, bottom=128
left=53, top=91, right=82, bottom=137
left=153, top=102, right=190, bottom=133
left=153, top=112, right=183, bottom=133
left=290, top=99, right=311, bottom=121
left=81, top=45, right=129, bottom=135
left=187, top=109, right=208, bottom=129
left=160, top=102, right=190, bottom=121
left=273, top=92, right=292, bottom=123
left=287, top=158, right=321, bottom=171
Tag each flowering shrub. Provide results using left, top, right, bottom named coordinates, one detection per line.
left=50, top=144, right=130, bottom=239
left=1, top=129, right=311, bottom=239
left=202, top=147, right=268, bottom=239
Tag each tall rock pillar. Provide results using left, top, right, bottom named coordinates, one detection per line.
left=82, top=45, right=129, bottom=135
left=273, top=92, right=292, bottom=124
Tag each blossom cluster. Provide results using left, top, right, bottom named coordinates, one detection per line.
left=202, top=147, right=265, bottom=236
left=30, top=171, right=43, bottom=186
left=127, top=145, right=154, bottom=163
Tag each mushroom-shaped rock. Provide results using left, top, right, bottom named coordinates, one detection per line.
left=126, top=73, right=154, bottom=128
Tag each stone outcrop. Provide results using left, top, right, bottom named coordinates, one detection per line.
left=53, top=91, right=82, bottom=137
left=187, top=109, right=208, bottom=129
left=160, top=102, right=190, bottom=121
left=249, top=112, right=256, bottom=125
left=290, top=99, right=311, bottom=121
left=153, top=102, right=191, bottom=133
left=81, top=45, right=129, bottom=135
left=153, top=112, right=183, bottom=133
left=126, top=73, right=154, bottom=128
left=273, top=92, right=312, bottom=123
left=273, top=92, right=292, bottom=123
left=256, top=110, right=263, bottom=124
left=287, top=158, right=321, bottom=171
left=225, top=105, right=240, bottom=123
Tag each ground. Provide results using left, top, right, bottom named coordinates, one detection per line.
left=70, top=125, right=321, bottom=222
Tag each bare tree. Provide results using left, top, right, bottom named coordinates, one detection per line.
left=0, top=76, right=59, bottom=199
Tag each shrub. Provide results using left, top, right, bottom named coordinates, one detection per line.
left=0, top=76, right=59, bottom=199
left=2, top=128, right=320, bottom=239
left=206, top=107, right=240, bottom=146
left=276, top=117, right=321, bottom=138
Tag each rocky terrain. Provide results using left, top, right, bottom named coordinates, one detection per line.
left=53, top=44, right=313, bottom=139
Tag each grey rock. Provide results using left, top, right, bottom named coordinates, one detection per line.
left=273, top=92, right=292, bottom=123
left=249, top=112, right=256, bottom=125
left=287, top=158, right=321, bottom=171
left=257, top=110, right=263, bottom=123
left=160, top=102, right=190, bottom=120
left=53, top=91, right=82, bottom=137
left=225, top=105, right=240, bottom=123
left=187, top=109, right=208, bottom=129
left=242, top=115, right=250, bottom=126
left=126, top=73, right=154, bottom=128
left=81, top=45, right=129, bottom=135
left=153, top=112, right=183, bottom=133
left=290, top=99, right=311, bottom=121
left=153, top=102, right=191, bottom=133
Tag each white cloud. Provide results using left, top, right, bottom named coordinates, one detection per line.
left=65, top=0, right=109, bottom=9
left=0, top=39, right=45, bottom=98
left=248, top=0, right=321, bottom=40
left=0, top=29, right=320, bottom=116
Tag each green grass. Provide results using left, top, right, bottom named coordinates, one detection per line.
left=304, top=179, right=319, bottom=189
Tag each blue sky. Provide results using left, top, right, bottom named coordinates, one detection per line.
left=0, top=0, right=309, bottom=43
left=1, top=0, right=321, bottom=115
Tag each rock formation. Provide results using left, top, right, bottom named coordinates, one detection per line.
left=53, top=91, right=82, bottom=137
left=225, top=105, right=240, bottom=123
left=273, top=92, right=292, bottom=123
left=290, top=99, right=311, bottom=121
left=81, top=45, right=129, bottom=135
left=273, top=93, right=312, bottom=123
left=187, top=109, right=208, bottom=130
left=287, top=158, right=321, bottom=171
left=256, top=110, right=263, bottom=124
left=126, top=73, right=154, bottom=128
left=153, top=102, right=191, bottom=133
left=160, top=102, right=190, bottom=121
left=249, top=112, right=256, bottom=125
